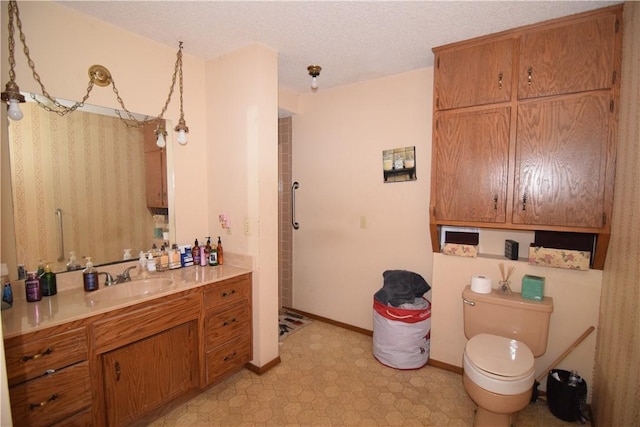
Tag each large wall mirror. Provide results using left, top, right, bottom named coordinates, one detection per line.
left=1, top=94, right=174, bottom=277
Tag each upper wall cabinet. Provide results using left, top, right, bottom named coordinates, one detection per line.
left=430, top=5, right=622, bottom=269
left=434, top=38, right=514, bottom=110
left=518, top=14, right=618, bottom=99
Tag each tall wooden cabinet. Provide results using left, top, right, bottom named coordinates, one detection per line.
left=430, top=5, right=622, bottom=269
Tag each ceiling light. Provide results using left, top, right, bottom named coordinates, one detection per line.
left=307, top=65, right=321, bottom=90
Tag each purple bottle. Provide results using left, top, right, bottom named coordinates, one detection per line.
left=25, top=271, right=42, bottom=302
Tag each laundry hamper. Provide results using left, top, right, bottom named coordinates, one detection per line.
left=372, top=297, right=431, bottom=369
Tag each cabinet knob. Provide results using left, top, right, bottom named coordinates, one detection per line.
left=221, top=290, right=236, bottom=298
left=115, top=361, right=121, bottom=381
left=21, top=347, right=53, bottom=362
left=522, top=194, right=528, bottom=211
left=223, top=318, right=237, bottom=327
left=527, top=67, right=533, bottom=86
left=493, top=195, right=498, bottom=210
left=28, top=393, right=59, bottom=410
left=498, top=72, right=503, bottom=90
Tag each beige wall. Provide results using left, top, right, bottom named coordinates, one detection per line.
left=592, top=2, right=640, bottom=425
left=205, top=44, right=280, bottom=367
left=291, top=68, right=433, bottom=329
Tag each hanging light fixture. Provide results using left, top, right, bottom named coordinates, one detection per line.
left=1, top=1, right=190, bottom=149
left=307, top=65, right=321, bottom=90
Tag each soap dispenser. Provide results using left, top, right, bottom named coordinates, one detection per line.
left=83, top=257, right=99, bottom=292
left=66, top=251, right=81, bottom=271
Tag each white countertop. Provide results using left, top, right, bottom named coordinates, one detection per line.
left=1, top=263, right=252, bottom=339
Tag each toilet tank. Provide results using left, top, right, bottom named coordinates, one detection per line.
left=462, top=286, right=553, bottom=356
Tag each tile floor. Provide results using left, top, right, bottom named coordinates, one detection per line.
left=150, top=320, right=582, bottom=426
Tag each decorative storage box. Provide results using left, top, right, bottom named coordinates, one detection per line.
left=522, top=274, right=545, bottom=301
left=528, top=246, right=590, bottom=271
left=442, top=243, right=478, bottom=258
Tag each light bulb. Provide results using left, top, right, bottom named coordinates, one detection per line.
left=177, top=129, right=188, bottom=145
left=311, top=76, right=318, bottom=90
left=156, top=132, right=166, bottom=148
left=7, top=99, right=23, bottom=121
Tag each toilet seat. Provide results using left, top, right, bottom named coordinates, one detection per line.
left=464, top=333, right=535, bottom=395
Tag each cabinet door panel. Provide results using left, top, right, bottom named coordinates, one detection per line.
left=102, top=321, right=198, bottom=427
left=514, top=93, right=610, bottom=227
left=518, top=14, right=617, bottom=99
left=433, top=107, right=510, bottom=222
left=435, top=38, right=514, bottom=110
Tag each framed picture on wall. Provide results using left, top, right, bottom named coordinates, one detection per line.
left=382, top=146, right=416, bottom=183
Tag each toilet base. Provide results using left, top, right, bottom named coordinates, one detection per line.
left=464, top=373, right=531, bottom=427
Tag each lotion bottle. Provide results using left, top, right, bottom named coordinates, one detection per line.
left=192, top=239, right=201, bottom=265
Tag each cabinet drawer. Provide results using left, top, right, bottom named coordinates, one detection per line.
left=92, top=292, right=200, bottom=353
left=203, top=275, right=250, bottom=312
left=5, top=327, right=87, bottom=386
left=205, top=304, right=250, bottom=350
left=50, top=408, right=92, bottom=427
left=10, top=361, right=92, bottom=427
left=205, top=336, right=251, bottom=385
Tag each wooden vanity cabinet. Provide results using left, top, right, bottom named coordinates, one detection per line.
left=143, top=121, right=168, bottom=209
left=430, top=5, right=622, bottom=268
left=202, top=273, right=252, bottom=386
left=4, top=326, right=92, bottom=426
left=91, top=291, right=200, bottom=426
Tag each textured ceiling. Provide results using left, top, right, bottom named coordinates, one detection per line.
left=56, top=1, right=620, bottom=94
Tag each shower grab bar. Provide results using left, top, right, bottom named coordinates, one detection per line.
left=55, top=208, right=65, bottom=262
left=292, top=181, right=300, bottom=230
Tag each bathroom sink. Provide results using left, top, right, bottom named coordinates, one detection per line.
left=86, top=277, right=174, bottom=302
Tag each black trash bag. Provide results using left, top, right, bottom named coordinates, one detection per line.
left=374, top=270, right=431, bottom=307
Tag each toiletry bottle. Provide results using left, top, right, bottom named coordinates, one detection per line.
left=2, top=266, right=14, bottom=308
left=204, top=237, right=212, bottom=266
left=192, top=239, right=201, bottom=265
left=66, top=251, right=81, bottom=271
left=216, top=236, right=224, bottom=265
left=147, top=252, right=157, bottom=272
left=209, top=241, right=218, bottom=266
left=25, top=271, right=42, bottom=302
left=170, top=244, right=181, bottom=269
left=83, top=257, right=99, bottom=292
left=39, top=263, right=57, bottom=296
left=200, top=241, right=207, bottom=267
left=139, top=251, right=148, bottom=273
left=36, top=260, right=45, bottom=278
left=159, top=246, right=169, bottom=270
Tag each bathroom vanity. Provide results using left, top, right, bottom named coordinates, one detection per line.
left=2, top=265, right=252, bottom=426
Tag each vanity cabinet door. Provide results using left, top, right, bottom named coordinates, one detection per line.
left=434, top=38, right=514, bottom=110
left=432, top=107, right=510, bottom=223
left=102, top=321, right=198, bottom=427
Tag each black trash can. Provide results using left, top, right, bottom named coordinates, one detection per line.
left=547, top=369, right=587, bottom=422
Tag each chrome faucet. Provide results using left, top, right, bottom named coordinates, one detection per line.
left=98, top=266, right=137, bottom=286
left=117, top=265, right=137, bottom=284
left=98, top=272, right=117, bottom=287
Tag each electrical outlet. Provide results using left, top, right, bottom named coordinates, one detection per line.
left=244, top=218, right=250, bottom=235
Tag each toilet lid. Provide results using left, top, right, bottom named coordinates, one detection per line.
left=465, top=334, right=534, bottom=377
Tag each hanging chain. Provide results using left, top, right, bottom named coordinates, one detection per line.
left=110, top=42, right=182, bottom=128
left=12, top=1, right=94, bottom=115
left=8, top=0, right=184, bottom=127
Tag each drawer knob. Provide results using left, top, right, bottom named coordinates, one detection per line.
left=21, top=347, right=53, bottom=362
left=223, top=318, right=237, bottom=327
left=223, top=351, right=237, bottom=362
left=28, top=393, right=58, bottom=410
left=221, top=290, right=236, bottom=298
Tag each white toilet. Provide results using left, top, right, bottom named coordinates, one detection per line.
left=462, top=286, right=553, bottom=427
